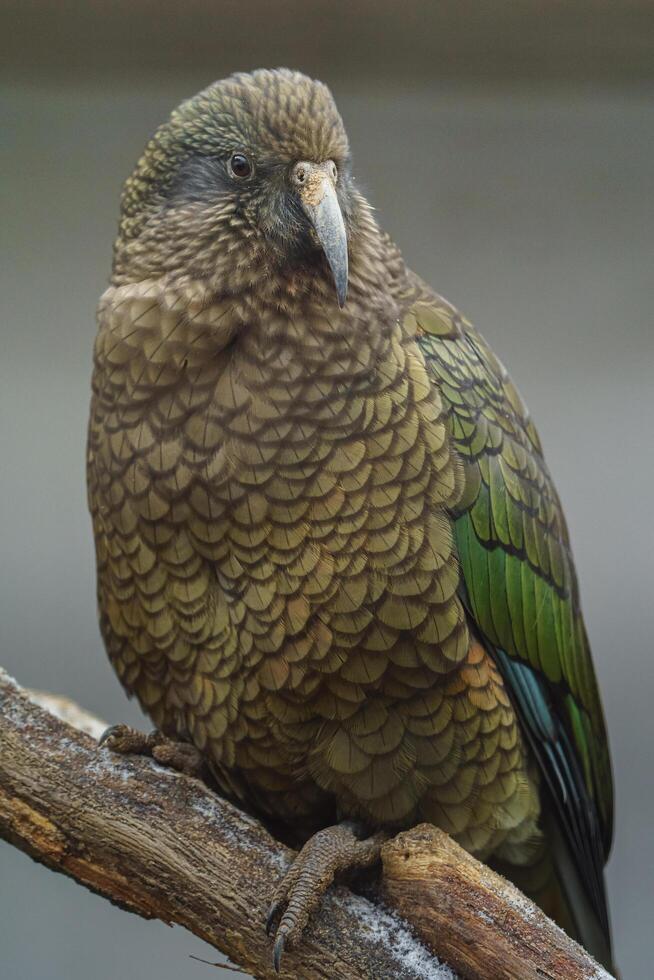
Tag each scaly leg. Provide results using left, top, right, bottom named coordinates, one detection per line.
left=98, top=724, right=205, bottom=778
left=266, top=821, right=389, bottom=972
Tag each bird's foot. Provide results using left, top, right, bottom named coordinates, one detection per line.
left=265, top=821, right=388, bottom=973
left=98, top=724, right=205, bottom=778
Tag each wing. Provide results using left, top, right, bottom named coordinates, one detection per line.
left=407, top=291, right=613, bottom=927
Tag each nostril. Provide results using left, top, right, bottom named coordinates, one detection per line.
left=293, top=162, right=339, bottom=189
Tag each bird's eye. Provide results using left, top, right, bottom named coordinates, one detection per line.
left=230, top=153, right=252, bottom=179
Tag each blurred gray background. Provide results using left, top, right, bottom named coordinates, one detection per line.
left=2, top=2, right=653, bottom=978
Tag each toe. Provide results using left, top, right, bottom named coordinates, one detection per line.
left=98, top=724, right=148, bottom=755
left=98, top=723, right=129, bottom=749
left=265, top=823, right=386, bottom=969
left=151, top=740, right=204, bottom=776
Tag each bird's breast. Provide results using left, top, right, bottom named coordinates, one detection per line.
left=91, top=281, right=471, bottom=824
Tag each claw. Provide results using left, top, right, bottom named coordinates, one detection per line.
left=98, top=724, right=123, bottom=748
left=266, top=900, right=283, bottom=937
left=273, top=931, right=286, bottom=973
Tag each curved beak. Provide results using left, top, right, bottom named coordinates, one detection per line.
left=295, top=162, right=348, bottom=308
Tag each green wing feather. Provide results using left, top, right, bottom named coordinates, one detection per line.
left=409, top=292, right=613, bottom=908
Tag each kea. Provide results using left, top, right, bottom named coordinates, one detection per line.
left=88, top=68, right=614, bottom=972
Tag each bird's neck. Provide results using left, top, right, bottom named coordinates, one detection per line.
left=237, top=265, right=400, bottom=377
left=98, top=213, right=414, bottom=437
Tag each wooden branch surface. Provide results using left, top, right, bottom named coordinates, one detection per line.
left=0, top=668, right=613, bottom=980
left=382, top=826, right=613, bottom=980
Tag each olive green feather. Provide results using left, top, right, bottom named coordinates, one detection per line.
left=411, top=294, right=613, bottom=928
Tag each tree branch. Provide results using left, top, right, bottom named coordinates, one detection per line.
left=0, top=668, right=612, bottom=980
left=0, top=668, right=452, bottom=980
left=382, top=826, right=613, bottom=980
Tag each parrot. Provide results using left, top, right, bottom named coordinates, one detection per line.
left=87, top=68, right=614, bottom=973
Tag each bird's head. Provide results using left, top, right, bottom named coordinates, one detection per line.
left=114, top=69, right=361, bottom=308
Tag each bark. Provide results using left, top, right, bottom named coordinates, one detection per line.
left=382, top=825, right=613, bottom=980
left=0, top=668, right=612, bottom=980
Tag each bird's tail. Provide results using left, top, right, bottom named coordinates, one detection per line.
left=492, top=813, right=616, bottom=975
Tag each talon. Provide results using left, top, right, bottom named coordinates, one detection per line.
left=266, top=900, right=283, bottom=936
left=273, top=932, right=286, bottom=973
left=97, top=723, right=145, bottom=754
left=98, top=723, right=123, bottom=748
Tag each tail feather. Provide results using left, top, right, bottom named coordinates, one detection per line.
left=492, top=808, right=615, bottom=975
left=545, top=810, right=615, bottom=974
left=490, top=649, right=615, bottom=973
